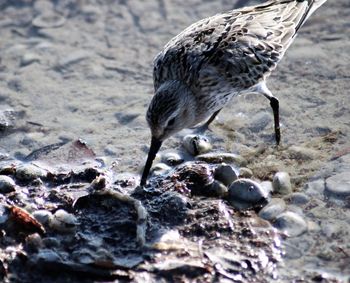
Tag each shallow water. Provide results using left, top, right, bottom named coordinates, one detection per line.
left=0, top=0, right=350, bottom=281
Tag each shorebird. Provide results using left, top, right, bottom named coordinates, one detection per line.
left=140, top=0, right=327, bottom=186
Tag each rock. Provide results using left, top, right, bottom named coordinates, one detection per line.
left=287, top=146, right=317, bottom=161
left=0, top=175, right=16, bottom=194
left=20, top=53, right=40, bottom=67
left=239, top=167, right=253, bottom=178
left=25, top=233, right=43, bottom=252
left=304, top=179, right=325, bottom=197
left=33, top=210, right=53, bottom=226
left=151, top=163, right=172, bottom=176
left=206, top=180, right=228, bottom=198
left=325, top=172, right=350, bottom=198
left=161, top=152, right=184, bottom=166
left=228, top=179, right=269, bottom=210
left=16, top=164, right=47, bottom=182
left=286, top=205, right=304, bottom=216
left=260, top=181, right=274, bottom=195
left=196, top=152, right=247, bottom=166
left=35, top=249, right=62, bottom=263
left=49, top=209, right=78, bottom=233
left=274, top=211, right=307, bottom=237
left=32, top=12, right=66, bottom=29
left=272, top=172, right=292, bottom=195
left=258, top=198, right=286, bottom=221
left=285, top=192, right=310, bottom=206
left=183, top=134, right=212, bottom=156
left=214, top=164, right=237, bottom=186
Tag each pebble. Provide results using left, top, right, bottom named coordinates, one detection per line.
left=286, top=205, right=304, bottom=216
left=287, top=146, right=317, bottom=161
left=151, top=163, right=172, bottom=176
left=0, top=175, right=16, bottom=194
left=183, top=134, right=212, bottom=156
left=36, top=249, right=62, bottom=263
left=32, top=12, right=66, bottom=29
left=258, top=198, right=286, bottom=221
left=196, top=152, right=247, bottom=166
left=16, top=164, right=47, bottom=182
left=260, top=181, right=274, bottom=195
left=228, top=179, right=269, bottom=210
left=49, top=209, right=78, bottom=233
left=214, top=164, right=237, bottom=186
left=25, top=233, right=43, bottom=251
left=325, top=172, right=350, bottom=198
left=161, top=152, right=184, bottom=166
left=304, top=179, right=325, bottom=197
left=272, top=172, right=292, bottom=195
left=206, top=180, right=228, bottom=198
left=239, top=167, right=253, bottom=178
left=285, top=192, right=310, bottom=206
left=274, top=211, right=308, bottom=237
left=33, top=210, right=53, bottom=226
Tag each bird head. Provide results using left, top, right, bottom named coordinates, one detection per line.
left=140, top=80, right=195, bottom=186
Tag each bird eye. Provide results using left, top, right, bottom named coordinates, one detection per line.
left=167, top=117, right=176, bottom=127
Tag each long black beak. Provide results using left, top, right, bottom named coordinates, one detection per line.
left=140, top=136, right=162, bottom=186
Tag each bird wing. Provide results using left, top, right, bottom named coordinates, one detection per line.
left=153, top=0, right=326, bottom=91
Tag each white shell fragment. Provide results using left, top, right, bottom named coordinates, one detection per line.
left=49, top=209, right=78, bottom=233
left=183, top=134, right=212, bottom=156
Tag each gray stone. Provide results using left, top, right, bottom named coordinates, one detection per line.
left=258, top=198, right=286, bottom=221
left=274, top=211, right=308, bottom=237
left=49, top=209, right=78, bottom=233
left=151, top=163, right=172, bottom=176
left=214, top=164, right=237, bottom=186
left=32, top=12, right=66, bottom=29
left=325, top=172, right=350, bottom=198
left=208, top=180, right=228, bottom=198
left=16, top=164, right=47, bottom=182
left=304, top=179, right=325, bottom=197
left=273, top=172, right=292, bottom=195
left=239, top=167, right=253, bottom=178
left=33, top=210, right=53, bottom=226
left=0, top=175, right=16, bottom=194
left=287, top=146, right=318, bottom=160
left=229, top=178, right=269, bottom=204
left=285, top=192, right=310, bottom=205
left=161, top=152, right=184, bottom=166
left=260, top=181, right=274, bottom=195
left=196, top=152, right=247, bottom=166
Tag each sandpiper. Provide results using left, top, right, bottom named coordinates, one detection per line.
left=141, top=0, right=328, bottom=186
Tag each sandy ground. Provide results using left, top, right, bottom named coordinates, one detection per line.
left=0, top=0, right=350, bottom=281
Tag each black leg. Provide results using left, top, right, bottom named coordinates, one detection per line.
left=195, top=109, right=222, bottom=133
left=268, top=96, right=280, bottom=145
left=205, top=109, right=222, bottom=128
